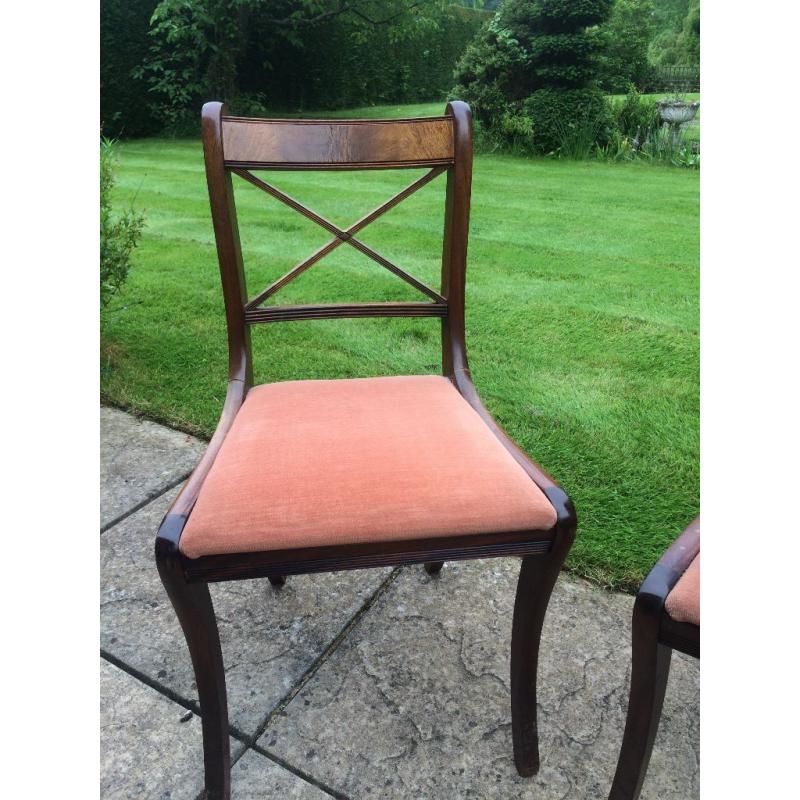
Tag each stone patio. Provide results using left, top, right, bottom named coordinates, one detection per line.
left=100, top=406, right=699, bottom=799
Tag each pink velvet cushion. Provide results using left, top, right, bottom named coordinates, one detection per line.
left=180, top=375, right=557, bottom=558
left=665, top=554, right=700, bottom=627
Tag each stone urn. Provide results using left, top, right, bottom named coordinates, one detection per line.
left=657, top=99, right=700, bottom=145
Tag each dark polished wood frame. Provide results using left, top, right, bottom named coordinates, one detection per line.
left=155, top=100, right=577, bottom=800
left=609, top=517, right=700, bottom=800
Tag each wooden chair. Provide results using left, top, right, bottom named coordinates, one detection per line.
left=609, top=516, right=700, bottom=800
left=155, top=100, right=577, bottom=800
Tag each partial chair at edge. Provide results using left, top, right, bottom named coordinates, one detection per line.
left=155, top=100, right=576, bottom=800
left=609, top=516, right=700, bottom=800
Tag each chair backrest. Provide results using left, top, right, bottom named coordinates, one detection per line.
left=201, top=100, right=473, bottom=389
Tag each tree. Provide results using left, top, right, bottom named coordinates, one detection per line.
left=453, top=0, right=614, bottom=152
left=137, top=1, right=451, bottom=123
left=648, top=0, right=698, bottom=66
left=598, top=0, right=655, bottom=93
left=101, top=0, right=161, bottom=137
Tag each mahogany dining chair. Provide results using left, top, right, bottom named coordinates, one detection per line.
left=155, top=100, right=577, bottom=799
left=609, top=516, right=700, bottom=799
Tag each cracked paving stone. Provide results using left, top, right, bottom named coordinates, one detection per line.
left=101, top=406, right=205, bottom=527
left=101, top=660, right=323, bottom=799
left=100, top=658, right=245, bottom=799
left=258, top=558, right=699, bottom=799
left=230, top=751, right=329, bottom=798
left=101, top=487, right=392, bottom=737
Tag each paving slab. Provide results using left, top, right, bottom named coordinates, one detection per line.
left=258, top=559, right=699, bottom=799
left=101, top=660, right=325, bottom=799
left=231, top=751, right=330, bottom=799
left=100, top=658, right=243, bottom=799
left=100, top=406, right=205, bottom=528
left=101, top=488, right=392, bottom=737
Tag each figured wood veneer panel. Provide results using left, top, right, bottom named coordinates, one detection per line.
left=222, top=117, right=454, bottom=168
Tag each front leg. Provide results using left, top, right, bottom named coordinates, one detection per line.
left=157, top=550, right=230, bottom=800
left=509, top=550, right=565, bottom=776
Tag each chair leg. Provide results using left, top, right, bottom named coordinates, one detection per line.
left=269, top=575, right=287, bottom=587
left=510, top=551, right=566, bottom=777
left=424, top=561, right=444, bottom=575
left=158, top=558, right=230, bottom=800
left=609, top=610, right=672, bottom=800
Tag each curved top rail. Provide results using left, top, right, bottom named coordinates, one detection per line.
left=221, top=115, right=455, bottom=170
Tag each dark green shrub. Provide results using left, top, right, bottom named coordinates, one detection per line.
left=612, top=89, right=660, bottom=141
left=100, top=0, right=160, bottom=138
left=598, top=0, right=656, bottom=93
left=453, top=0, right=614, bottom=154
left=101, top=138, right=145, bottom=307
left=523, top=87, right=614, bottom=154
left=451, top=14, right=531, bottom=126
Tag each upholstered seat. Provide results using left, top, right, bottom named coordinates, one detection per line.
left=180, top=375, right=557, bottom=558
left=664, top=553, right=700, bottom=627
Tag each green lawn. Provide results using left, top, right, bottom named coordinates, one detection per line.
left=277, top=101, right=447, bottom=119
left=102, top=104, right=699, bottom=591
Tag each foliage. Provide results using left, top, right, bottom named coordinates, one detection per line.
left=637, top=123, right=699, bottom=168
left=101, top=138, right=145, bottom=307
left=523, top=87, right=614, bottom=154
left=100, top=0, right=161, bottom=137
left=611, top=88, right=660, bottom=142
left=598, top=92, right=698, bottom=168
left=134, top=1, right=485, bottom=129
left=133, top=0, right=243, bottom=126
left=597, top=0, right=655, bottom=93
left=650, top=0, right=690, bottom=31
left=453, top=0, right=613, bottom=153
left=649, top=0, right=699, bottom=67
left=595, top=128, right=635, bottom=162
left=243, top=3, right=485, bottom=111
left=102, top=113, right=699, bottom=589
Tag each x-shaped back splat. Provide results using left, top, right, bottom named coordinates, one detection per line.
left=232, top=166, right=448, bottom=324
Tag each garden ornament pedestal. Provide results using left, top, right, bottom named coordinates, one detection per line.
left=154, top=100, right=577, bottom=800
left=657, top=99, right=700, bottom=146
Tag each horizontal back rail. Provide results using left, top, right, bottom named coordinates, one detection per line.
left=244, top=302, right=448, bottom=324
left=222, top=116, right=455, bottom=170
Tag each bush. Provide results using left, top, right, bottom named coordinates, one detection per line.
left=638, top=124, right=699, bottom=168
left=598, top=0, right=656, bottom=93
left=612, top=88, right=660, bottom=142
left=523, top=87, right=615, bottom=155
left=101, top=138, right=145, bottom=307
left=451, top=15, right=532, bottom=126
left=453, top=0, right=614, bottom=154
